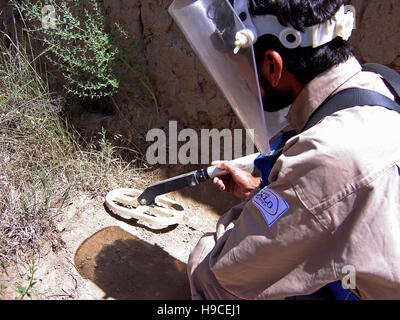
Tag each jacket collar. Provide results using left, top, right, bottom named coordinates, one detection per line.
left=286, top=57, right=362, bottom=133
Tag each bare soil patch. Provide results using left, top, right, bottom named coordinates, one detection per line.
left=0, top=167, right=240, bottom=300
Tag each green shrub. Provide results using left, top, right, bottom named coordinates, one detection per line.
left=11, top=0, right=119, bottom=99
left=11, top=0, right=158, bottom=113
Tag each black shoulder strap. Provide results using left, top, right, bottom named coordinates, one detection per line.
left=302, top=64, right=400, bottom=132
left=302, top=88, right=400, bottom=132
left=363, top=63, right=400, bottom=99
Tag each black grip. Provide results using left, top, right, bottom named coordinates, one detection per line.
left=138, top=170, right=205, bottom=205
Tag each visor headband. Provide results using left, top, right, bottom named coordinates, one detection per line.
left=232, top=0, right=356, bottom=53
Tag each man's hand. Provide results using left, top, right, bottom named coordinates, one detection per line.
left=211, top=161, right=261, bottom=200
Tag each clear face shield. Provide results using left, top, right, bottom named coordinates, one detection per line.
left=168, top=0, right=356, bottom=155
left=169, top=0, right=270, bottom=154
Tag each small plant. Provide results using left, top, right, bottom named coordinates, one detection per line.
left=98, top=127, right=119, bottom=172
left=0, top=284, right=7, bottom=297
left=15, top=260, right=37, bottom=300
left=111, top=23, right=159, bottom=115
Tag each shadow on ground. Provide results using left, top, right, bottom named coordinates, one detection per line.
left=74, top=226, right=191, bottom=300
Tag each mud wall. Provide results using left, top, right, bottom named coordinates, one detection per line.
left=100, top=0, right=237, bottom=131
left=350, top=0, right=399, bottom=69
left=102, top=0, right=399, bottom=131
left=1, top=0, right=399, bottom=132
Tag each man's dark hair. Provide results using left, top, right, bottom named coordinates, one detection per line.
left=248, top=0, right=355, bottom=84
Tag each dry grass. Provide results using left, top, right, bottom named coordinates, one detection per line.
left=0, top=32, right=148, bottom=267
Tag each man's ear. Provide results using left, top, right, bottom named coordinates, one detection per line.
left=262, top=50, right=284, bottom=87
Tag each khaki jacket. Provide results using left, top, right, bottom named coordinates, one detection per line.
left=188, top=57, right=400, bottom=300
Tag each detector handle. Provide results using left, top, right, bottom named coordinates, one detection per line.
left=206, top=152, right=260, bottom=179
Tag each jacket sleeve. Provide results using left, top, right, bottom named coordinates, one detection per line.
left=208, top=182, right=337, bottom=299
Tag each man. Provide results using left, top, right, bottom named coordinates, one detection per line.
left=171, top=0, right=400, bottom=299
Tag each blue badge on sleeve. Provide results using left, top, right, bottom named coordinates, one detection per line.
left=252, top=188, right=289, bottom=227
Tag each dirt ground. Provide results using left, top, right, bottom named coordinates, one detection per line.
left=0, top=169, right=241, bottom=300
left=0, top=95, right=244, bottom=300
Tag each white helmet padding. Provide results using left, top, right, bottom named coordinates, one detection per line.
left=232, top=0, right=356, bottom=52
